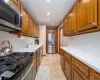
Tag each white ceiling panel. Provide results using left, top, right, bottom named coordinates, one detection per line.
left=21, top=0, right=76, bottom=27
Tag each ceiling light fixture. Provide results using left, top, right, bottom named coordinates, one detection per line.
left=47, top=12, right=50, bottom=16
left=46, top=0, right=50, bottom=2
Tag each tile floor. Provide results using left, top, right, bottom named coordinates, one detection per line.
left=41, top=54, right=67, bottom=80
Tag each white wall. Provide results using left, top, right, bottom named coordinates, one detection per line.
left=39, top=25, right=46, bottom=55
left=68, top=32, right=100, bottom=56
left=0, top=31, right=35, bottom=51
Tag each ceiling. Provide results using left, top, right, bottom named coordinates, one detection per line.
left=21, top=0, right=76, bottom=27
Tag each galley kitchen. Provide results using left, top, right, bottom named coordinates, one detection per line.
left=0, top=0, right=100, bottom=80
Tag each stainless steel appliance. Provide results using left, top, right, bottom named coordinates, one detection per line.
left=47, top=33, right=56, bottom=53
left=0, top=0, right=22, bottom=32
left=0, top=52, right=34, bottom=80
left=35, top=39, right=39, bottom=45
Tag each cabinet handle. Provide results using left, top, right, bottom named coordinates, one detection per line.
left=92, top=23, right=97, bottom=28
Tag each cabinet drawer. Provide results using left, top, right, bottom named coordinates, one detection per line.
left=64, top=52, right=71, bottom=61
left=94, top=72, right=100, bottom=80
left=72, top=58, right=90, bottom=78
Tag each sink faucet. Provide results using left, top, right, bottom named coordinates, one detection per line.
left=26, top=43, right=33, bottom=48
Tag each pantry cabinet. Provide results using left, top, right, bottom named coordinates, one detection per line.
left=67, top=5, right=77, bottom=35
left=77, top=0, right=97, bottom=32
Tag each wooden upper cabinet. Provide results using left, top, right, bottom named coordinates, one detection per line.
left=21, top=5, right=30, bottom=34
left=63, top=17, right=68, bottom=36
left=33, top=23, right=39, bottom=38
left=11, top=0, right=20, bottom=10
left=36, top=26, right=39, bottom=38
left=77, top=0, right=97, bottom=31
left=94, top=73, right=100, bottom=80
left=29, top=18, right=34, bottom=35
left=68, top=5, right=77, bottom=35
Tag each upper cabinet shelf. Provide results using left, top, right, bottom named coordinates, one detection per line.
left=63, top=0, right=100, bottom=36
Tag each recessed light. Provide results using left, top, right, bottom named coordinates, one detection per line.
left=46, top=0, right=50, bottom=2
left=47, top=12, right=50, bottom=16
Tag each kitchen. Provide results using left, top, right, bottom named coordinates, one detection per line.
left=0, top=0, right=100, bottom=80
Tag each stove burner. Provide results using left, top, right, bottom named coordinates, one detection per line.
left=0, top=52, right=33, bottom=78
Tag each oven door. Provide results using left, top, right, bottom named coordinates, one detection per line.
left=21, top=62, right=34, bottom=80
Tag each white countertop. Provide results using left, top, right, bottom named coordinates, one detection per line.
left=14, top=44, right=43, bottom=52
left=61, top=47, right=100, bottom=73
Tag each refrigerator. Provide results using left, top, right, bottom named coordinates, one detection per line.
left=47, top=33, right=56, bottom=53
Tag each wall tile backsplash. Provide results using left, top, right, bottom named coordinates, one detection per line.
left=68, top=32, right=100, bottom=56
left=0, top=31, right=36, bottom=51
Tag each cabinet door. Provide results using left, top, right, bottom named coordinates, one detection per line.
left=64, top=58, right=71, bottom=80
left=72, top=65, right=89, bottom=80
left=21, top=5, right=30, bottom=34
left=63, top=17, right=68, bottom=36
left=11, top=0, right=20, bottom=10
left=77, top=0, right=97, bottom=31
left=29, top=18, right=34, bottom=36
left=60, top=55, right=64, bottom=70
left=68, top=5, right=77, bottom=35
left=94, top=73, right=100, bottom=80
left=33, top=23, right=38, bottom=37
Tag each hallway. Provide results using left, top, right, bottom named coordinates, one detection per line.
left=41, top=54, right=67, bottom=80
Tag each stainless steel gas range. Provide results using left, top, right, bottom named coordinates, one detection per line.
left=0, top=52, right=34, bottom=80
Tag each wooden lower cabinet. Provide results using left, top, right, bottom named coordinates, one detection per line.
left=64, top=58, right=71, bottom=80
left=72, top=65, right=89, bottom=80
left=60, top=55, right=64, bottom=70
left=60, top=49, right=100, bottom=80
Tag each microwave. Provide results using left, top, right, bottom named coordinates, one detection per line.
left=0, top=0, right=22, bottom=32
